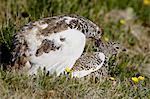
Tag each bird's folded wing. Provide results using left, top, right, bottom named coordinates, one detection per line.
left=72, top=52, right=105, bottom=78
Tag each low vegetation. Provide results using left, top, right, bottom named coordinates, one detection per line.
left=0, top=0, right=150, bottom=98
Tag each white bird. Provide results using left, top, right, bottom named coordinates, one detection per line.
left=12, top=14, right=109, bottom=78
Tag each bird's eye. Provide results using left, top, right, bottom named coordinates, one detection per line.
left=60, top=37, right=65, bottom=42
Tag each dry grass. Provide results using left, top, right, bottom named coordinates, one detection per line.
left=0, top=0, right=150, bottom=98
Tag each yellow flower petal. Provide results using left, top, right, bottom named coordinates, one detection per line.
left=138, top=76, right=145, bottom=81
left=120, top=19, right=126, bottom=25
left=65, top=67, right=71, bottom=73
left=110, top=77, right=115, bottom=81
left=132, top=77, right=139, bottom=83
left=143, top=0, right=150, bottom=5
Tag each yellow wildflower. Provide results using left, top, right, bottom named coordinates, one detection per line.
left=65, top=67, right=71, bottom=73
left=104, top=37, right=109, bottom=42
left=138, top=76, right=145, bottom=81
left=65, top=67, right=73, bottom=78
left=143, top=0, right=150, bottom=5
left=120, top=19, right=126, bottom=25
left=132, top=77, right=139, bottom=83
left=109, top=77, right=115, bottom=81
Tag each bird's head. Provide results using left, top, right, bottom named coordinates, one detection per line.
left=94, top=39, right=126, bottom=58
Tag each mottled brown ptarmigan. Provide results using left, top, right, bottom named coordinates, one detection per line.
left=72, top=39, right=122, bottom=78
left=12, top=14, right=121, bottom=78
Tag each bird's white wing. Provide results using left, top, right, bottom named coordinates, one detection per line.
left=27, top=29, right=86, bottom=76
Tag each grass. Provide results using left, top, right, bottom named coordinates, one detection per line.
left=0, top=0, right=150, bottom=98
